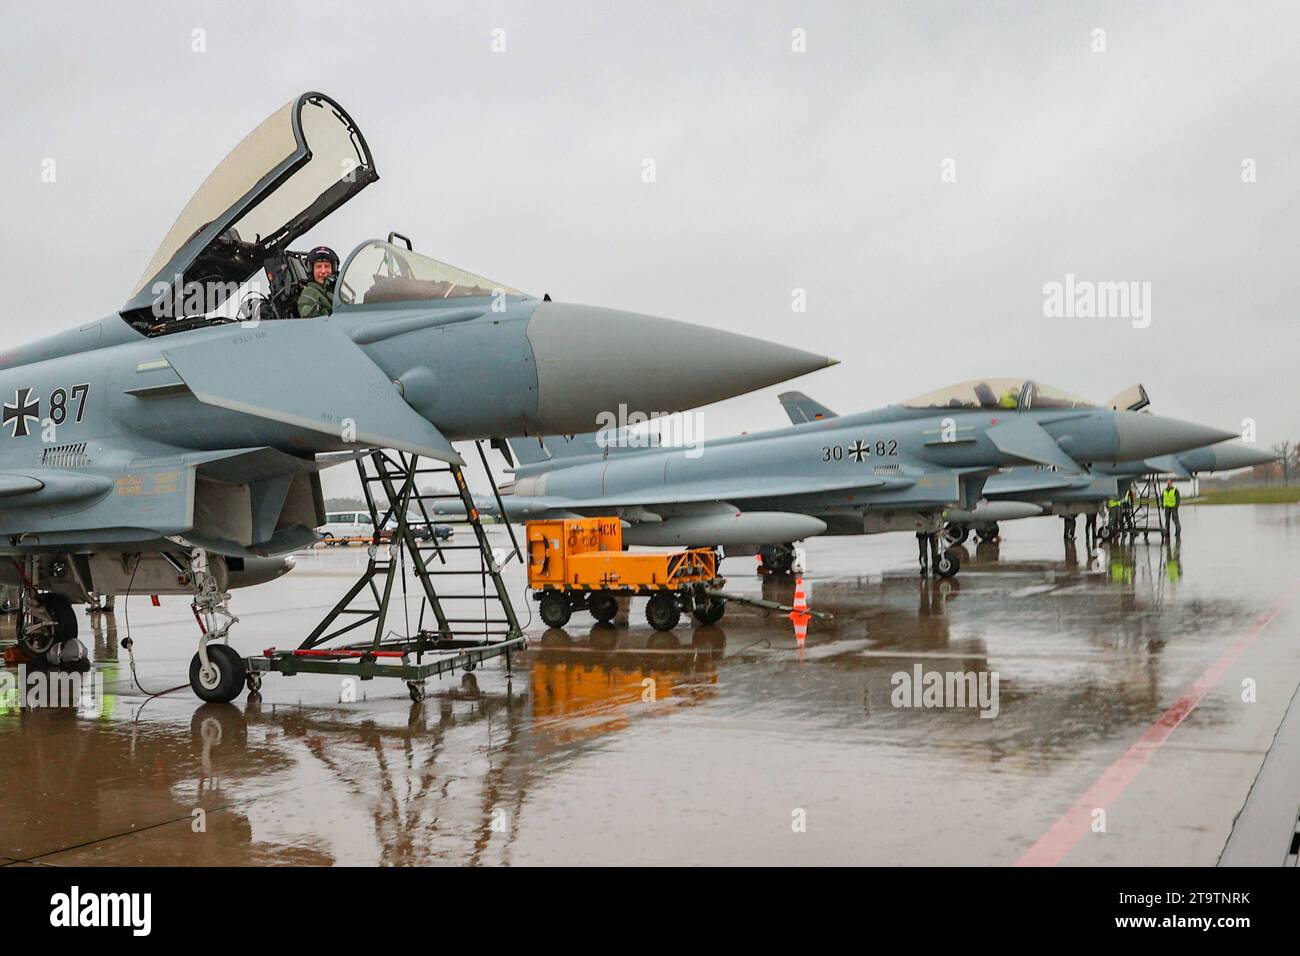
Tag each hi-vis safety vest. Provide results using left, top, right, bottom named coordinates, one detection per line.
left=1107, top=498, right=1122, bottom=509
left=1163, top=487, right=1178, bottom=508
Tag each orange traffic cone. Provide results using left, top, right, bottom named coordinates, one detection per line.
left=791, top=576, right=808, bottom=614
left=790, top=610, right=811, bottom=646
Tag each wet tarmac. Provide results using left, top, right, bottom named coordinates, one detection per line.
left=2, top=503, right=1298, bottom=866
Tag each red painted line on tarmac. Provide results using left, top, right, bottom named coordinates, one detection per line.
left=1016, top=578, right=1300, bottom=867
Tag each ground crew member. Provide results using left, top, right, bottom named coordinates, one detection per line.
left=1162, top=479, right=1182, bottom=538
left=298, top=246, right=339, bottom=317
left=1106, top=495, right=1128, bottom=539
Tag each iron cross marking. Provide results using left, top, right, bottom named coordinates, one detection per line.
left=2, top=388, right=39, bottom=438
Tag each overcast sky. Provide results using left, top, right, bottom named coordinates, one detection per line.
left=1, top=1, right=1295, bottom=498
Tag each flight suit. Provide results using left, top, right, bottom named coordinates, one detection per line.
left=297, top=280, right=334, bottom=318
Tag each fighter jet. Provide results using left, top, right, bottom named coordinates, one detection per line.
left=435, top=378, right=1234, bottom=579
left=779, top=390, right=1276, bottom=543
left=956, top=439, right=1280, bottom=541
left=0, top=92, right=833, bottom=678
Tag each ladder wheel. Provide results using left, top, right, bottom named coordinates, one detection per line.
left=539, top=592, right=572, bottom=628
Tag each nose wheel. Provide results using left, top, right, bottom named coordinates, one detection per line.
left=934, top=549, right=960, bottom=578
left=189, top=644, right=247, bottom=703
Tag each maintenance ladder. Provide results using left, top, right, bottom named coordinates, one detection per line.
left=1122, top=473, right=1169, bottom=543
left=247, top=442, right=526, bottom=700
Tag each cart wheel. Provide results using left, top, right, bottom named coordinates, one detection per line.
left=407, top=681, right=426, bottom=703
left=589, top=592, right=619, bottom=623
left=189, top=644, right=247, bottom=704
left=976, top=524, right=999, bottom=543
left=539, top=592, right=572, bottom=627
left=692, top=598, right=726, bottom=625
left=645, top=593, right=681, bottom=631
left=935, top=550, right=961, bottom=578
left=245, top=674, right=263, bottom=696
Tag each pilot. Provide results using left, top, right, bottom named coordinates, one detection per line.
left=998, top=385, right=1020, bottom=409
left=297, top=246, right=339, bottom=318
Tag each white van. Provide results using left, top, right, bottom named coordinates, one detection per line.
left=318, top=511, right=375, bottom=545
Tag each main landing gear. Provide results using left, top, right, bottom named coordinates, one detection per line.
left=757, top=543, right=796, bottom=575
left=15, top=590, right=78, bottom=662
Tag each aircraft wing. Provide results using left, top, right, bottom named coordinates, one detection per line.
left=457, top=472, right=914, bottom=517
left=983, top=470, right=1094, bottom=496
left=0, top=446, right=326, bottom=556
left=160, top=322, right=461, bottom=464
left=983, top=418, right=1082, bottom=473
left=1142, top=455, right=1192, bottom=479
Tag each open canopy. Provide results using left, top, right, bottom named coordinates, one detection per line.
left=901, top=379, right=1095, bottom=411
left=123, top=91, right=376, bottom=323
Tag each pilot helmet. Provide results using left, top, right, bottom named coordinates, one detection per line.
left=306, top=245, right=340, bottom=281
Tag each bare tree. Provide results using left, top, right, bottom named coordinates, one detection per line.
left=1273, top=440, right=1294, bottom=485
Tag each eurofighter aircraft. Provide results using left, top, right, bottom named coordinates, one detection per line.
left=437, top=378, right=1234, bottom=577
left=780, top=389, right=1276, bottom=543
left=948, top=439, right=1279, bottom=543
left=0, top=91, right=834, bottom=684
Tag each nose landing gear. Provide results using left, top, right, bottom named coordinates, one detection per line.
left=185, top=550, right=244, bottom=704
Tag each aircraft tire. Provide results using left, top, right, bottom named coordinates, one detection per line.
left=935, top=550, right=961, bottom=578
left=189, top=644, right=247, bottom=704
left=17, top=592, right=76, bottom=661
left=760, top=545, right=795, bottom=575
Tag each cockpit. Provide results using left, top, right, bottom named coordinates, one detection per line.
left=119, top=91, right=530, bottom=336
left=336, top=240, right=524, bottom=308
left=900, top=379, right=1095, bottom=411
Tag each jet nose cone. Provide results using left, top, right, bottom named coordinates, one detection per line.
left=526, top=303, right=835, bottom=434
left=1212, top=442, right=1279, bottom=471
left=1115, top=412, right=1236, bottom=459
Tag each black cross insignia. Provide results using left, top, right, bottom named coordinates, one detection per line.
left=847, top=440, right=869, bottom=462
left=2, top=388, right=39, bottom=438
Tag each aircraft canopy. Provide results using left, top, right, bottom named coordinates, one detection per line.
left=901, top=379, right=1095, bottom=411
left=337, top=240, right=526, bottom=308
left=123, top=91, right=377, bottom=323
